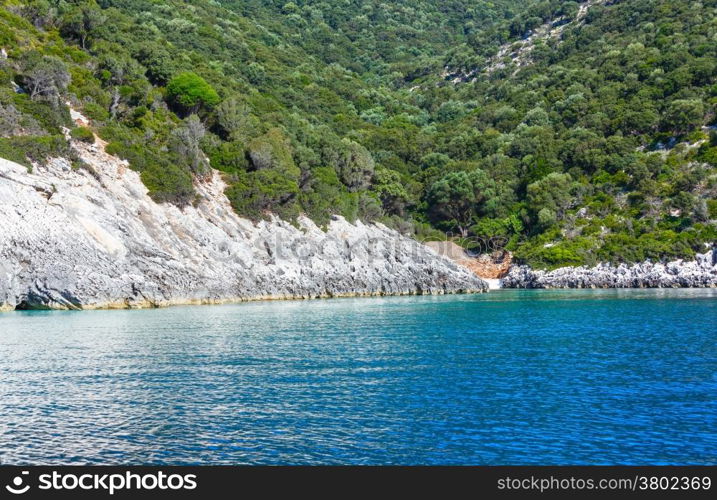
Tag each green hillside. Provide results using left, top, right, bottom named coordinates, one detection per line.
left=1, top=0, right=715, bottom=268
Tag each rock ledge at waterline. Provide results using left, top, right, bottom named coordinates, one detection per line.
left=0, top=145, right=486, bottom=311
left=501, top=249, right=717, bottom=289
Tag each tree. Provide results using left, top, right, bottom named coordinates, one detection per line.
left=135, top=45, right=176, bottom=85
left=559, top=1, right=579, bottom=20
left=18, top=51, right=70, bottom=102
left=537, top=207, right=557, bottom=229
left=372, top=166, right=410, bottom=215
left=335, top=139, right=375, bottom=191
left=245, top=62, right=266, bottom=85
left=171, top=115, right=208, bottom=176
left=19, top=0, right=56, bottom=29
left=227, top=169, right=300, bottom=220
left=282, top=2, right=300, bottom=15
left=662, top=99, right=704, bottom=135
left=299, top=166, right=356, bottom=223
left=60, top=2, right=106, bottom=50
left=427, top=169, right=496, bottom=237
left=215, top=97, right=253, bottom=139
left=526, top=172, right=578, bottom=221
left=166, top=72, right=220, bottom=115
left=247, top=128, right=301, bottom=180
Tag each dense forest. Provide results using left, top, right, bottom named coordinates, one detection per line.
left=1, top=0, right=716, bottom=268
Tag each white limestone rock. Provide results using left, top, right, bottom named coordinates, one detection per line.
left=0, top=144, right=486, bottom=310
left=502, top=250, right=717, bottom=289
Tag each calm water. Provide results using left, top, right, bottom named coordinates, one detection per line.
left=0, top=289, right=715, bottom=465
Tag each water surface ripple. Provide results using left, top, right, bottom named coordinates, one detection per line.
left=0, top=289, right=715, bottom=464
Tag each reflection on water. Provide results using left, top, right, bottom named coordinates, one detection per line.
left=0, top=289, right=715, bottom=464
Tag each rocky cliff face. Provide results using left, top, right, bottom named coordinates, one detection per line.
left=502, top=250, right=717, bottom=288
left=0, top=142, right=486, bottom=311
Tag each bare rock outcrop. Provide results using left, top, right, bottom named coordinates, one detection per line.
left=502, top=250, right=717, bottom=288
left=424, top=241, right=512, bottom=280
left=0, top=145, right=486, bottom=310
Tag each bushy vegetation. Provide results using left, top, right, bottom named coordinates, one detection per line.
left=429, top=0, right=717, bottom=266
left=0, top=134, right=75, bottom=168
left=70, top=125, right=93, bottom=143
left=0, top=0, right=715, bottom=268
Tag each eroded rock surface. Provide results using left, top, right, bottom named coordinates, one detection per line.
left=0, top=144, right=486, bottom=310
left=502, top=251, right=717, bottom=288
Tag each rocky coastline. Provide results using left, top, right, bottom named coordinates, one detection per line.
left=501, top=249, right=717, bottom=289
left=1, top=138, right=714, bottom=311
left=0, top=143, right=486, bottom=311
left=424, top=240, right=717, bottom=289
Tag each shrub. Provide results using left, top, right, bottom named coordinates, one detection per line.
left=514, top=235, right=596, bottom=269
left=10, top=93, right=72, bottom=133
left=707, top=199, right=717, bottom=219
left=140, top=160, right=195, bottom=205
left=82, top=102, right=109, bottom=121
left=207, top=139, right=249, bottom=173
left=4, top=134, right=72, bottom=163
left=70, top=126, right=94, bottom=143
left=298, top=166, right=358, bottom=224
left=215, top=97, right=253, bottom=139
left=246, top=128, right=300, bottom=180
left=0, top=102, right=22, bottom=136
left=0, top=137, right=30, bottom=168
left=226, top=169, right=299, bottom=220
left=102, top=135, right=197, bottom=205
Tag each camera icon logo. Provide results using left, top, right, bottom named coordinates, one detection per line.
left=5, top=471, right=30, bottom=495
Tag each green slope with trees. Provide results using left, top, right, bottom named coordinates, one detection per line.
left=0, top=0, right=715, bottom=269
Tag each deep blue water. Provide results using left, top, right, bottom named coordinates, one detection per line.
left=0, top=289, right=715, bottom=465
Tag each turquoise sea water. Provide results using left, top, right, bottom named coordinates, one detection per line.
left=0, top=289, right=715, bottom=465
